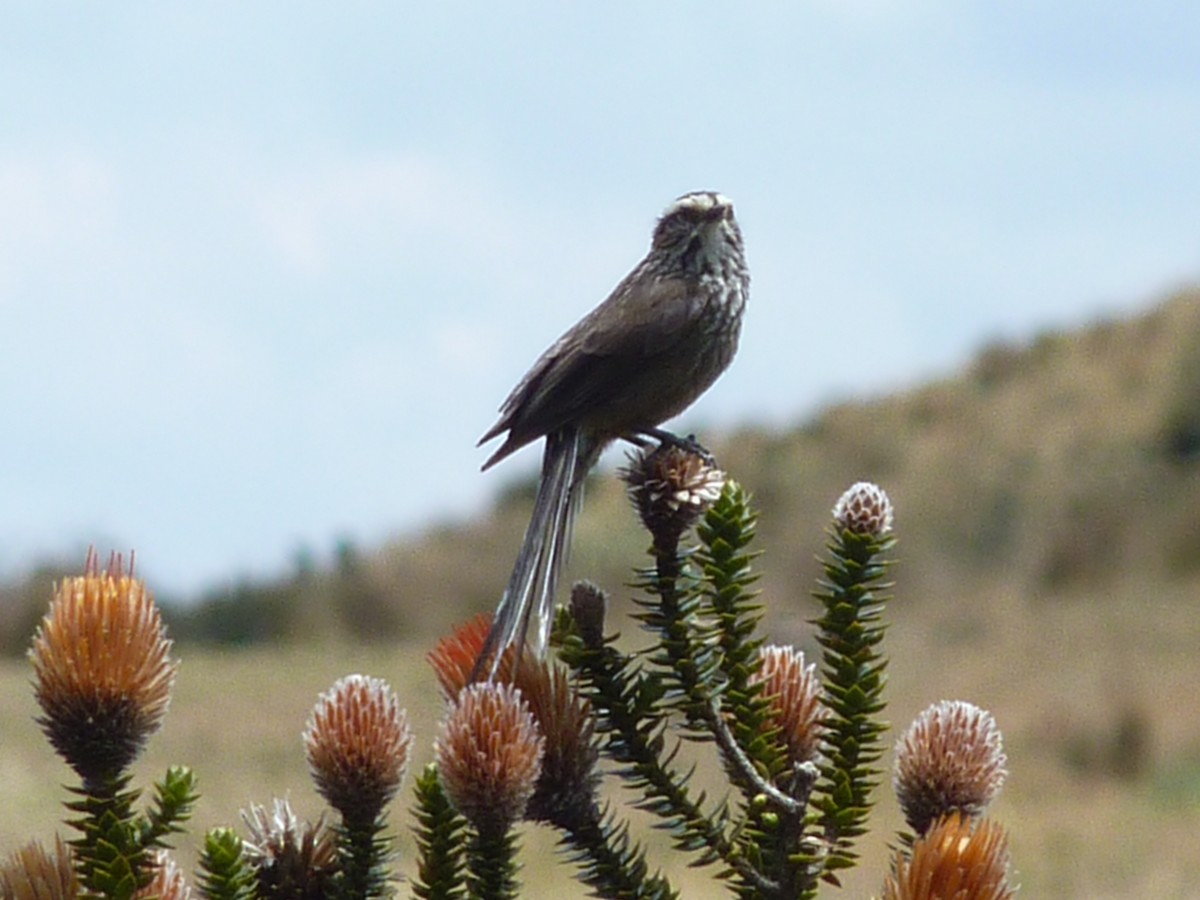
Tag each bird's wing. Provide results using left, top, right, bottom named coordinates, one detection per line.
left=480, top=275, right=703, bottom=465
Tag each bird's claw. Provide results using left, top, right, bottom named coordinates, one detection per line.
left=635, top=428, right=717, bottom=465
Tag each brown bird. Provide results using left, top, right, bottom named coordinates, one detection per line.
left=475, top=191, right=749, bottom=679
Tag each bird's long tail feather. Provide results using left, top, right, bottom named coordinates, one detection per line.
left=473, top=428, right=585, bottom=681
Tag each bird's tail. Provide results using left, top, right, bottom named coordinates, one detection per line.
left=473, top=428, right=590, bottom=681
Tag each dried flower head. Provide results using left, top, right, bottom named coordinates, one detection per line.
left=568, top=581, right=608, bottom=650
left=428, top=613, right=499, bottom=697
left=29, top=550, right=177, bottom=783
left=883, top=813, right=1015, bottom=900
left=622, top=444, right=726, bottom=544
left=894, top=700, right=1008, bottom=835
left=136, top=851, right=191, bottom=900
left=515, top=656, right=601, bottom=830
left=242, top=798, right=338, bottom=900
left=751, top=645, right=826, bottom=767
left=0, top=836, right=77, bottom=900
left=304, top=675, right=412, bottom=821
left=832, top=482, right=894, bottom=537
left=436, top=682, right=544, bottom=831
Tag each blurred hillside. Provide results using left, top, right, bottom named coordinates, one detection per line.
left=5, top=287, right=1200, bottom=895
left=4, top=286, right=1199, bottom=652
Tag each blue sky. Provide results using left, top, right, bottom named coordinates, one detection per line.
left=3, top=4, right=1198, bottom=596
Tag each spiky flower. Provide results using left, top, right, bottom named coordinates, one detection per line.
left=568, top=581, right=608, bottom=650
left=751, top=645, right=826, bottom=767
left=435, top=682, right=544, bottom=831
left=242, top=798, right=338, bottom=900
left=622, top=444, right=726, bottom=546
left=304, top=674, right=412, bottom=822
left=428, top=613, right=496, bottom=697
left=894, top=700, right=1008, bottom=835
left=29, top=550, right=177, bottom=783
left=516, top=657, right=601, bottom=830
left=429, top=619, right=599, bottom=830
left=136, top=850, right=191, bottom=900
left=0, top=836, right=77, bottom=900
left=882, top=813, right=1015, bottom=900
left=831, top=481, right=894, bottom=537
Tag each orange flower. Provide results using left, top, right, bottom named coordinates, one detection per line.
left=29, top=551, right=176, bottom=784
left=516, top=657, right=600, bottom=830
left=304, top=675, right=412, bottom=820
left=435, top=682, right=544, bottom=831
left=883, top=813, right=1015, bottom=900
left=751, top=645, right=825, bottom=768
left=427, top=613, right=495, bottom=697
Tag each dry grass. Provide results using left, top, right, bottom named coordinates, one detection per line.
left=5, top=289, right=1200, bottom=896
left=5, top=567, right=1200, bottom=899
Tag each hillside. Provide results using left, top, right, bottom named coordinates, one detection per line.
left=352, top=286, right=1200, bottom=643
left=4, top=287, right=1199, bottom=895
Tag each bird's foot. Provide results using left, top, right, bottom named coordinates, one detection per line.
left=635, top=428, right=717, bottom=464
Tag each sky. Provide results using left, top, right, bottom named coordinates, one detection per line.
left=3, top=4, right=1198, bottom=597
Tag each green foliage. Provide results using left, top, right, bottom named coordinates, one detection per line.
left=559, top=478, right=872, bottom=899
left=66, top=767, right=197, bottom=900
left=557, top=616, right=738, bottom=873
left=334, top=814, right=393, bottom=900
left=141, top=766, right=199, bottom=848
left=465, top=824, right=521, bottom=900
left=410, top=764, right=468, bottom=900
left=555, top=803, right=679, bottom=900
left=197, top=828, right=257, bottom=900
left=810, top=527, right=895, bottom=881
left=66, top=775, right=147, bottom=900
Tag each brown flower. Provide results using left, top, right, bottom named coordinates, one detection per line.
left=622, top=444, right=726, bottom=545
left=304, top=675, right=412, bottom=820
left=894, top=700, right=1008, bottom=836
left=883, top=813, right=1015, bottom=900
left=832, top=482, right=894, bottom=537
left=29, top=550, right=177, bottom=784
left=751, top=645, right=826, bottom=767
left=242, top=798, right=338, bottom=900
left=568, top=581, right=608, bottom=650
left=435, top=682, right=544, bottom=831
left=515, top=656, right=601, bottom=830
left=0, top=836, right=77, bottom=900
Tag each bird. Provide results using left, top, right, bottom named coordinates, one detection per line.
left=473, top=190, right=749, bottom=680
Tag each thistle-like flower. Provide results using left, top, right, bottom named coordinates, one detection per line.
left=832, top=481, right=894, bottom=537
left=137, top=850, right=192, bottom=900
left=622, top=444, right=726, bottom=546
left=516, top=657, right=601, bottom=830
left=882, top=813, right=1015, bottom=900
left=568, top=581, right=608, bottom=650
left=428, top=613, right=497, bottom=697
left=435, top=682, right=544, bottom=831
left=0, top=836, right=77, bottom=900
left=429, top=619, right=599, bottom=829
left=242, top=798, right=338, bottom=900
left=29, top=550, right=177, bottom=784
left=751, top=645, right=826, bottom=768
left=894, top=700, right=1008, bottom=836
left=304, top=675, right=412, bottom=822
